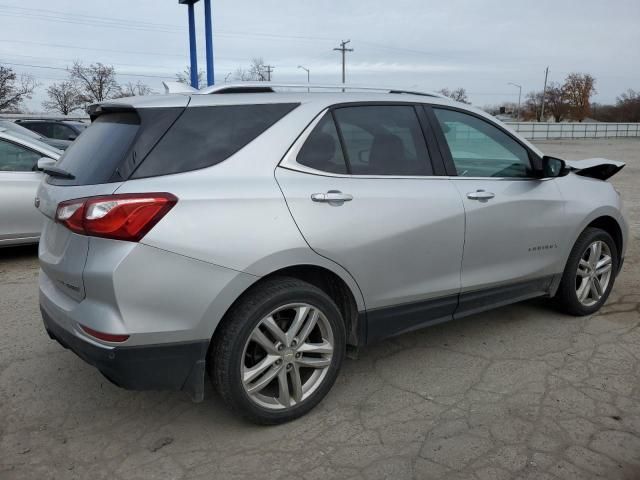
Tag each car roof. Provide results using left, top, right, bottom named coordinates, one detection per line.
left=90, top=83, right=543, bottom=157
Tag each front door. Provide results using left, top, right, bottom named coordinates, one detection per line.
left=276, top=104, right=465, bottom=342
left=429, top=107, right=567, bottom=316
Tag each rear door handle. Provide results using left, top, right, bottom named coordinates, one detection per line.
left=311, top=191, right=353, bottom=204
left=466, top=190, right=495, bottom=201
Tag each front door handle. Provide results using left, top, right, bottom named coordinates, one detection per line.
left=466, top=190, right=495, bottom=201
left=311, top=190, right=353, bottom=205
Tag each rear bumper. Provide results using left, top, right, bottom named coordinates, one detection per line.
left=41, top=305, right=209, bottom=401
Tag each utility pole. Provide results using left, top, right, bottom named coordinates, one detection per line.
left=508, top=82, right=522, bottom=121
left=333, top=40, right=353, bottom=85
left=203, top=0, right=214, bottom=86
left=264, top=65, right=274, bottom=82
left=179, top=0, right=200, bottom=88
left=540, top=66, right=549, bottom=122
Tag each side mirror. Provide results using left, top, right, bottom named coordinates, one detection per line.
left=36, top=157, right=57, bottom=171
left=540, top=156, right=569, bottom=178
left=68, top=135, right=77, bottom=141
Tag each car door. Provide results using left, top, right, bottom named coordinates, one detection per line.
left=0, top=139, right=45, bottom=243
left=276, top=104, right=465, bottom=342
left=427, top=106, right=567, bottom=316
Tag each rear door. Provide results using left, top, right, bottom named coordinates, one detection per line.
left=276, top=104, right=465, bottom=342
left=427, top=106, right=566, bottom=315
left=0, top=138, right=44, bottom=243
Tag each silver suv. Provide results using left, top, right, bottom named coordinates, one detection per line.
left=37, top=84, right=628, bottom=424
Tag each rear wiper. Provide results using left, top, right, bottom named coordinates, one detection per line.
left=41, top=166, right=75, bottom=179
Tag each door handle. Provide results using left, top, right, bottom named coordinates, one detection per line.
left=311, top=191, right=353, bottom=204
left=466, top=190, right=495, bottom=201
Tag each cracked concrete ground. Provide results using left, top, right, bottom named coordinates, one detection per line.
left=1, top=138, right=639, bottom=480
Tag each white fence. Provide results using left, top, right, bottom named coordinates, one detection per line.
left=505, top=122, right=640, bottom=140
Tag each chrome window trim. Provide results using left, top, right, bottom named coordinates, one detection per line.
left=278, top=107, right=550, bottom=182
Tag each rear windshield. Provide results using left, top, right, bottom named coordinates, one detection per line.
left=132, top=103, right=299, bottom=179
left=48, top=103, right=298, bottom=185
left=48, top=112, right=140, bottom=185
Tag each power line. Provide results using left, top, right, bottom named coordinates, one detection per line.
left=333, top=40, right=353, bottom=84
left=2, top=61, right=174, bottom=80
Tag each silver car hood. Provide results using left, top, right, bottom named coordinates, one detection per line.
left=565, top=158, right=625, bottom=181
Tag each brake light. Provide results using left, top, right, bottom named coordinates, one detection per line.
left=80, top=325, right=130, bottom=343
left=56, top=193, right=177, bottom=242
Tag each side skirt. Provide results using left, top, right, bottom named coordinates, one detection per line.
left=362, top=276, right=555, bottom=345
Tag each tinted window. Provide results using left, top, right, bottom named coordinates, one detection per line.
left=52, top=112, right=140, bottom=185
left=333, top=106, right=432, bottom=176
left=0, top=140, right=41, bottom=172
left=433, top=108, right=531, bottom=178
left=51, top=124, right=75, bottom=140
left=133, top=103, right=298, bottom=178
left=296, top=114, right=347, bottom=173
left=26, top=123, right=51, bottom=137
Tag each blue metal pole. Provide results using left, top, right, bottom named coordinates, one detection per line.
left=187, top=3, right=198, bottom=88
left=204, top=0, right=214, bottom=86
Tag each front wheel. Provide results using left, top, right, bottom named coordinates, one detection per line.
left=211, top=277, right=345, bottom=424
left=556, top=227, right=619, bottom=316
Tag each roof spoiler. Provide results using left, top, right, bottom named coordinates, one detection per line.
left=162, top=81, right=198, bottom=94
left=86, top=103, right=136, bottom=121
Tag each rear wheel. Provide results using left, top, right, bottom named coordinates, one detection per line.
left=211, top=277, right=345, bottom=424
left=556, top=227, right=618, bottom=316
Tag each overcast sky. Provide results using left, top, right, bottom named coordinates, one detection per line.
left=1, top=0, right=638, bottom=111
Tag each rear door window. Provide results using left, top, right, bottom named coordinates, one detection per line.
left=334, top=106, right=433, bottom=176
left=133, top=103, right=299, bottom=179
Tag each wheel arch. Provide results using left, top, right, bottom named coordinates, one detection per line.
left=215, top=263, right=364, bottom=348
left=586, top=215, right=623, bottom=261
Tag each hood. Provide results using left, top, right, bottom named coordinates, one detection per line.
left=564, top=158, right=625, bottom=181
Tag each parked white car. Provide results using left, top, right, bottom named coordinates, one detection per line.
left=0, top=127, right=61, bottom=246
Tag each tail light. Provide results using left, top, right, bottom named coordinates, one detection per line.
left=55, top=193, right=177, bottom=242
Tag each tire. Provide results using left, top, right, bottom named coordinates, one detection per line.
left=556, top=227, right=619, bottom=316
left=210, top=276, right=346, bottom=424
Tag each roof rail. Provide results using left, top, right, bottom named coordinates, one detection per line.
left=194, top=82, right=444, bottom=98
left=163, top=81, right=198, bottom=94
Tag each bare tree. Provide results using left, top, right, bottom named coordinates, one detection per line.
left=234, top=58, right=269, bottom=82
left=523, top=91, right=544, bottom=121
left=544, top=82, right=570, bottom=122
left=42, top=81, right=83, bottom=115
left=176, top=66, right=204, bottom=88
left=0, top=65, right=38, bottom=112
left=438, top=87, right=470, bottom=104
left=616, top=89, right=640, bottom=122
left=116, top=81, right=154, bottom=98
left=563, top=73, right=596, bottom=122
left=69, top=61, right=121, bottom=103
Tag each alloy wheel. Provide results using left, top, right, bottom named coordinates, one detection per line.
left=241, top=303, right=334, bottom=410
left=575, top=240, right=613, bottom=307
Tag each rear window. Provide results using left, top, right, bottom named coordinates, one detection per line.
left=132, top=103, right=299, bottom=179
left=49, top=112, right=140, bottom=185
